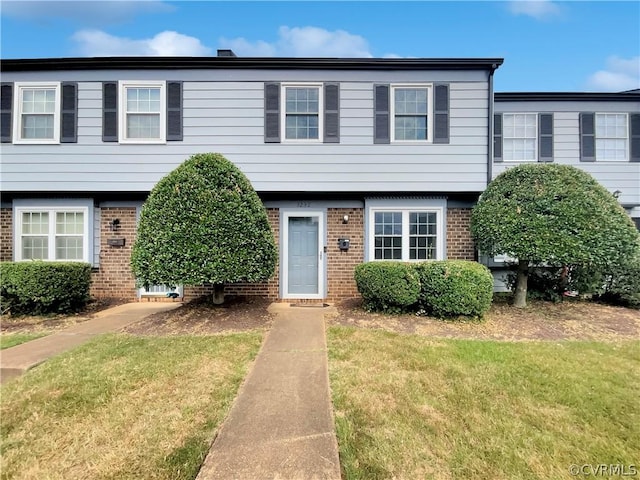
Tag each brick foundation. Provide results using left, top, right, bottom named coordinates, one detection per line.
left=1, top=208, right=12, bottom=262
left=90, top=207, right=138, bottom=300
left=446, top=208, right=475, bottom=260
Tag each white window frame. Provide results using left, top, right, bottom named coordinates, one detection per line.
left=367, top=206, right=444, bottom=262
left=281, top=83, right=323, bottom=143
left=503, top=113, right=538, bottom=162
left=12, top=82, right=61, bottom=144
left=118, top=81, right=166, bottom=144
left=595, top=113, right=628, bottom=161
left=138, top=284, right=184, bottom=298
left=390, top=84, right=433, bottom=143
left=15, top=206, right=90, bottom=262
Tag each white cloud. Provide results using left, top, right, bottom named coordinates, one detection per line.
left=71, top=30, right=212, bottom=56
left=507, top=1, right=561, bottom=20
left=220, top=26, right=373, bottom=57
left=1, top=1, right=173, bottom=26
left=586, top=56, right=640, bottom=92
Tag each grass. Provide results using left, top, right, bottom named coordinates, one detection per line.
left=328, top=327, right=640, bottom=480
left=1, top=332, right=263, bottom=480
left=0, top=332, right=48, bottom=349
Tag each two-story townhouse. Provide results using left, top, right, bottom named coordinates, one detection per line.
left=0, top=53, right=503, bottom=302
left=487, top=91, right=640, bottom=289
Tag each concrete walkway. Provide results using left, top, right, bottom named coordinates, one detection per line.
left=196, top=305, right=341, bottom=480
left=0, top=302, right=180, bottom=384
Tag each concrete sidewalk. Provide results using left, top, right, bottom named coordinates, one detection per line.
left=0, top=302, right=180, bottom=384
left=196, top=305, right=341, bottom=480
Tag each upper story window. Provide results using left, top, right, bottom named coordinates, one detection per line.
left=374, top=83, right=449, bottom=145
left=392, top=85, right=431, bottom=142
left=118, top=81, right=166, bottom=143
left=503, top=113, right=537, bottom=161
left=16, top=207, right=88, bottom=262
left=282, top=84, right=323, bottom=141
left=596, top=113, right=627, bottom=161
left=13, top=82, right=60, bottom=144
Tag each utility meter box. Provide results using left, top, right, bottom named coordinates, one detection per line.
left=338, top=238, right=350, bottom=251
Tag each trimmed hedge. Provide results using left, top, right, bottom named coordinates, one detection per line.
left=413, top=261, right=493, bottom=318
left=0, top=262, right=92, bottom=315
left=354, top=262, right=420, bottom=313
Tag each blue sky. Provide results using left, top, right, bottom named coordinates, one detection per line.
left=1, top=1, right=639, bottom=92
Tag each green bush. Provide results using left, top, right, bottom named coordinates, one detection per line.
left=413, top=260, right=493, bottom=318
left=354, top=262, right=420, bottom=313
left=0, top=262, right=92, bottom=315
left=131, top=153, right=277, bottom=304
left=572, top=259, right=640, bottom=309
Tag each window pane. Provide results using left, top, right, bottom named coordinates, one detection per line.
left=503, top=114, right=537, bottom=161
left=126, top=88, right=161, bottom=113
left=56, top=212, right=84, bottom=235
left=409, top=211, right=437, bottom=260
left=22, top=212, right=49, bottom=234
left=22, top=88, right=55, bottom=115
left=374, top=211, right=403, bottom=261
left=127, top=114, right=160, bottom=139
left=285, top=114, right=319, bottom=139
left=21, top=114, right=54, bottom=139
left=22, top=236, right=49, bottom=260
left=55, top=236, right=83, bottom=260
left=285, top=88, right=319, bottom=114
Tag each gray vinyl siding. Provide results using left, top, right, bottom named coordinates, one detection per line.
left=494, top=100, right=640, bottom=207
left=1, top=72, right=490, bottom=193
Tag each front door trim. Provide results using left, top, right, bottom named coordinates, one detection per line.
left=280, top=209, right=326, bottom=300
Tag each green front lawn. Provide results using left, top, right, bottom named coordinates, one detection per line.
left=0, top=332, right=48, bottom=349
left=1, top=333, right=262, bottom=480
left=328, top=327, right=640, bottom=480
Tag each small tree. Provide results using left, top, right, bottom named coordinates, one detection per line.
left=131, top=153, right=277, bottom=304
left=471, top=164, right=640, bottom=308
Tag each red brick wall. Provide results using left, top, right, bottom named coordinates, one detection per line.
left=90, top=207, right=138, bottom=300
left=326, top=208, right=364, bottom=301
left=1, top=208, right=12, bottom=262
left=446, top=208, right=475, bottom=260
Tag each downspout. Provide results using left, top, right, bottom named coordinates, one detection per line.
left=487, top=64, right=497, bottom=186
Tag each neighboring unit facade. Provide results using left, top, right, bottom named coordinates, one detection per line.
left=1, top=54, right=638, bottom=301
left=487, top=91, right=640, bottom=288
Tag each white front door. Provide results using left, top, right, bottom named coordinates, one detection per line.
left=282, top=211, right=324, bottom=299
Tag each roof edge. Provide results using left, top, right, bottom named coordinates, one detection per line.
left=496, top=92, right=640, bottom=101
left=0, top=56, right=504, bottom=72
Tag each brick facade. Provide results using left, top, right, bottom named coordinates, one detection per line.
left=326, top=208, right=364, bottom=301
left=1, top=203, right=477, bottom=303
left=1, top=208, right=12, bottom=262
left=90, top=207, right=138, bottom=300
left=446, top=208, right=476, bottom=260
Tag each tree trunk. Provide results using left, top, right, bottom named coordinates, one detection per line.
left=514, top=259, right=529, bottom=308
left=212, top=284, right=225, bottom=305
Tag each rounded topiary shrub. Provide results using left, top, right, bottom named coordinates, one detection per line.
left=0, top=262, right=92, bottom=315
left=413, top=260, right=493, bottom=318
left=354, top=262, right=420, bottom=313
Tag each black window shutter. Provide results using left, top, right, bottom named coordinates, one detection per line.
left=630, top=113, right=640, bottom=162
left=538, top=113, right=553, bottom=162
left=493, top=114, right=503, bottom=162
left=579, top=112, right=595, bottom=162
left=60, top=82, right=78, bottom=143
left=374, top=84, right=390, bottom=144
left=166, top=81, right=183, bottom=141
left=433, top=83, right=449, bottom=144
left=0, top=83, right=13, bottom=143
left=264, top=82, right=280, bottom=143
left=102, top=82, right=118, bottom=142
left=324, top=83, right=340, bottom=143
